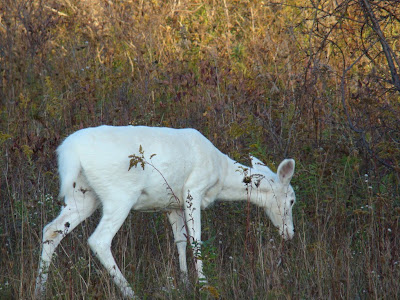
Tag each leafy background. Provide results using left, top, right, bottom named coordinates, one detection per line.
left=1, top=0, right=399, bottom=299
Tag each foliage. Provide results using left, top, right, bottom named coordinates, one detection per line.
left=0, top=0, right=399, bottom=298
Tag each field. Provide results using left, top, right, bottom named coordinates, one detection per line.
left=1, top=0, right=399, bottom=299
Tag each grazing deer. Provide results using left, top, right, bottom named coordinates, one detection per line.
left=35, top=125, right=296, bottom=299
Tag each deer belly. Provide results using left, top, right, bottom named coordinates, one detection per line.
left=132, top=187, right=183, bottom=211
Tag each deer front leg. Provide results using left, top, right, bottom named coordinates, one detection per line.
left=167, top=210, right=189, bottom=285
left=183, top=191, right=207, bottom=284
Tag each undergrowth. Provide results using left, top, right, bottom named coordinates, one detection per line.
left=1, top=0, right=399, bottom=299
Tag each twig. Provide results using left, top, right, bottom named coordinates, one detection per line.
left=360, top=0, right=400, bottom=93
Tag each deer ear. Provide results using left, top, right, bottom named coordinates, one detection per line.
left=250, top=155, right=266, bottom=171
left=277, top=159, right=295, bottom=185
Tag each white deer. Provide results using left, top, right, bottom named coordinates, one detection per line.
left=35, top=125, right=296, bottom=299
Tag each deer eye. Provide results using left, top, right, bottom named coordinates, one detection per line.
left=290, top=200, right=294, bottom=206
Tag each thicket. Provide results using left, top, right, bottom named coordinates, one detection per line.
left=1, top=0, right=399, bottom=299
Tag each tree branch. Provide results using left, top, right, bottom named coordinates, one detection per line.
left=360, top=0, right=400, bottom=93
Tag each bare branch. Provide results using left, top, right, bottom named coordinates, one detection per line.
left=360, top=0, right=400, bottom=93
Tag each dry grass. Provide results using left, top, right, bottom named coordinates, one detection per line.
left=1, top=0, right=399, bottom=299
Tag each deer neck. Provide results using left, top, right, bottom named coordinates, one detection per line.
left=217, top=156, right=265, bottom=206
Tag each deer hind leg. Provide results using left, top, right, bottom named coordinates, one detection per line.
left=167, top=209, right=189, bottom=284
left=87, top=196, right=136, bottom=299
left=35, top=178, right=99, bottom=298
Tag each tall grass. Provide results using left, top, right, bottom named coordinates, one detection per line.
left=1, top=0, right=399, bottom=299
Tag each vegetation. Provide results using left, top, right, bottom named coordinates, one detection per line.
left=1, top=0, right=399, bottom=298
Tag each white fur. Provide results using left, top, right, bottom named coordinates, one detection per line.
left=35, top=125, right=296, bottom=299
